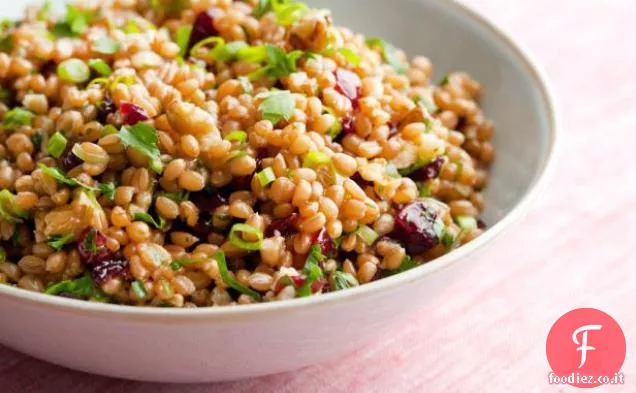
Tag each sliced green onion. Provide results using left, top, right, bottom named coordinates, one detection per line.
left=211, top=41, right=248, bottom=62
left=190, top=36, right=225, bottom=57
left=236, top=45, right=268, bottom=63
left=272, top=0, right=309, bottom=26
left=224, top=130, right=247, bottom=143
left=131, top=281, right=147, bottom=299
left=256, top=167, right=276, bottom=187
left=57, top=58, right=90, bottom=84
left=330, top=271, right=359, bottom=291
left=88, top=77, right=110, bottom=86
left=170, top=257, right=206, bottom=271
left=91, top=35, right=120, bottom=55
left=88, top=59, right=113, bottom=77
left=215, top=250, right=262, bottom=300
left=303, top=151, right=331, bottom=168
left=337, top=47, right=361, bottom=66
left=175, top=24, right=192, bottom=58
left=356, top=225, right=379, bottom=245
left=229, top=223, right=263, bottom=251
left=455, top=215, right=478, bottom=232
left=47, top=132, right=68, bottom=158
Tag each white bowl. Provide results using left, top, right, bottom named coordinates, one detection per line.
left=0, top=0, right=558, bottom=383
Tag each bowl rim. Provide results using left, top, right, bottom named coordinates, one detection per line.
left=0, top=0, right=560, bottom=322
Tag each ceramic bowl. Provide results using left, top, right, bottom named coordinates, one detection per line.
left=0, top=0, right=558, bottom=383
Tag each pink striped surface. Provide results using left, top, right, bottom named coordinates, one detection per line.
left=2, top=0, right=635, bottom=391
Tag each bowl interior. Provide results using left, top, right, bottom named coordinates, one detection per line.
left=309, top=0, right=553, bottom=225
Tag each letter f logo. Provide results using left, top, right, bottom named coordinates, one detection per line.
left=572, top=324, right=602, bottom=368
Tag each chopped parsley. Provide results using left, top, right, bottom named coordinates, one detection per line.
left=47, top=233, right=75, bottom=252
left=385, top=255, right=418, bottom=276
left=330, top=271, right=359, bottom=291
left=37, top=164, right=115, bottom=200
left=45, top=273, right=108, bottom=301
left=248, top=45, right=303, bottom=81
left=118, top=123, right=163, bottom=173
left=2, top=108, right=35, bottom=130
left=296, top=245, right=325, bottom=297
left=134, top=211, right=167, bottom=229
left=366, top=37, right=408, bottom=74
left=257, top=90, right=296, bottom=124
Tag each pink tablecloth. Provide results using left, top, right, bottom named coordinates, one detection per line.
left=2, top=0, right=635, bottom=392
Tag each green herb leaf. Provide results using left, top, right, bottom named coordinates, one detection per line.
left=159, top=191, right=189, bottom=204
left=253, top=0, right=273, bottom=18
left=175, top=25, right=192, bottom=58
left=215, top=250, right=262, bottom=300
left=331, top=271, right=359, bottom=291
left=118, top=123, right=163, bottom=173
left=0, top=246, right=5, bottom=263
left=297, top=245, right=324, bottom=297
left=134, top=211, right=166, bottom=229
left=47, top=233, right=75, bottom=252
left=0, top=20, right=13, bottom=53
left=52, top=4, right=98, bottom=38
left=250, top=45, right=303, bottom=80
left=98, top=182, right=116, bottom=202
left=385, top=255, right=418, bottom=275
left=439, top=75, right=449, bottom=86
left=45, top=273, right=108, bottom=301
left=0, top=190, right=28, bottom=223
left=91, top=36, right=120, bottom=55
left=224, top=130, right=247, bottom=143
left=257, top=90, right=295, bottom=124
left=2, top=108, right=35, bottom=130
left=366, top=37, right=408, bottom=74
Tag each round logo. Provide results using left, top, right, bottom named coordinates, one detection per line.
left=546, top=308, right=626, bottom=388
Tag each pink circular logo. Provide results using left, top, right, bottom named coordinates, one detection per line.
left=546, top=308, right=626, bottom=388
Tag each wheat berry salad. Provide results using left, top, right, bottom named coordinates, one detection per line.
left=0, top=0, right=495, bottom=307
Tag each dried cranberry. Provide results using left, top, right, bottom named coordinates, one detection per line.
left=230, top=175, right=253, bottom=191
left=312, top=228, right=336, bottom=257
left=477, top=218, right=487, bottom=229
left=59, top=145, right=82, bottom=171
left=187, top=11, right=219, bottom=54
left=40, top=60, right=57, bottom=78
left=391, top=201, right=441, bottom=255
left=77, top=228, right=113, bottom=265
left=190, top=190, right=229, bottom=213
left=334, top=69, right=361, bottom=108
left=97, top=95, right=117, bottom=124
left=91, top=258, right=129, bottom=286
left=350, top=173, right=371, bottom=189
left=265, top=213, right=299, bottom=237
left=388, top=121, right=399, bottom=138
left=408, top=156, right=445, bottom=182
left=120, top=102, right=149, bottom=125
left=333, top=115, right=355, bottom=144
